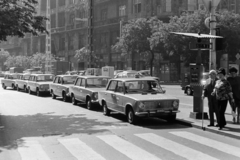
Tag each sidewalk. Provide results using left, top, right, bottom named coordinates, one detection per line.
left=176, top=103, right=240, bottom=140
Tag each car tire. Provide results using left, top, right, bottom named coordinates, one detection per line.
left=103, top=102, right=110, bottom=116
left=127, top=108, right=137, bottom=124
left=2, top=84, right=6, bottom=89
left=51, top=91, right=56, bottom=99
left=72, top=94, right=77, bottom=105
left=86, top=98, right=93, bottom=110
left=186, top=88, right=192, bottom=96
left=62, top=92, right=68, bottom=102
left=36, top=89, right=41, bottom=97
left=12, top=84, right=16, bottom=90
left=28, top=87, right=32, bottom=94
left=16, top=85, right=20, bottom=91
left=166, top=114, right=177, bottom=123
left=24, top=86, right=28, bottom=93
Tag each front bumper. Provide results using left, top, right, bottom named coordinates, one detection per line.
left=135, top=110, right=180, bottom=117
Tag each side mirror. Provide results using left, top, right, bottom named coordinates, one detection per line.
left=163, top=90, right=166, bottom=94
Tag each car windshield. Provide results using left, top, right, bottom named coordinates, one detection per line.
left=63, top=76, right=77, bottom=84
left=23, top=75, right=30, bottom=80
left=127, top=73, right=138, bottom=78
left=86, top=78, right=110, bottom=88
left=125, top=80, right=164, bottom=94
left=140, top=71, right=150, bottom=76
left=37, top=75, right=53, bottom=82
left=9, top=75, right=18, bottom=79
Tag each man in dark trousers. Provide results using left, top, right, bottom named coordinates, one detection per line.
left=227, top=67, right=240, bottom=123
left=202, top=70, right=219, bottom=127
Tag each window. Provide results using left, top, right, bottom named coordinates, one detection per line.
left=78, top=34, right=84, bottom=48
left=86, top=78, right=110, bottom=88
left=69, top=13, right=75, bottom=24
left=107, top=80, right=117, bottom=91
left=37, top=75, right=53, bottom=82
left=100, top=9, right=108, bottom=21
left=41, top=0, right=47, bottom=11
left=80, top=79, right=86, bottom=87
left=54, top=77, right=59, bottom=83
left=59, top=0, right=65, bottom=6
left=58, top=12, right=65, bottom=27
left=51, top=14, right=56, bottom=28
left=63, top=76, right=77, bottom=84
left=50, top=0, right=56, bottom=9
left=68, top=35, right=74, bottom=50
left=116, top=81, right=124, bottom=93
left=59, top=37, right=65, bottom=51
left=134, top=0, right=141, bottom=13
left=119, top=5, right=126, bottom=17
left=75, top=78, right=81, bottom=86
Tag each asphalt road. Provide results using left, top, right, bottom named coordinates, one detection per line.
left=0, top=84, right=240, bottom=160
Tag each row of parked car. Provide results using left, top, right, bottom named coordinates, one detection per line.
left=1, top=72, right=180, bottom=124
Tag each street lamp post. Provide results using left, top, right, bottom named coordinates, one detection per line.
left=88, top=0, right=93, bottom=68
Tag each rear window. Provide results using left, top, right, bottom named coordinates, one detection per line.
left=37, top=75, right=53, bottom=82
left=86, top=78, right=110, bottom=88
left=63, top=76, right=77, bottom=84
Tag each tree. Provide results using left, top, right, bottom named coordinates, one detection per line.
left=4, top=55, right=31, bottom=69
left=0, top=0, right=47, bottom=41
left=113, top=17, right=163, bottom=76
left=30, top=52, right=55, bottom=67
left=0, top=50, right=10, bottom=70
left=75, top=47, right=98, bottom=67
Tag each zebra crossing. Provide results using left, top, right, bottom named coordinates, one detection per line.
left=16, top=131, right=240, bottom=160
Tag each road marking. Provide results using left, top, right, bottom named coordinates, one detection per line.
left=171, top=131, right=240, bottom=158
left=136, top=133, right=218, bottom=160
left=58, top=138, right=106, bottom=160
left=17, top=140, right=50, bottom=160
left=97, top=135, right=161, bottom=160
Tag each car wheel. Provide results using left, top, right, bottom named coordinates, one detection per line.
left=103, top=102, right=110, bottom=116
left=51, top=91, right=56, bottom=99
left=72, top=95, right=77, bottom=105
left=24, top=86, right=28, bottom=93
left=186, top=88, right=192, bottom=96
left=166, top=114, right=177, bottom=123
left=62, top=92, right=68, bottom=102
left=28, top=87, right=32, bottom=94
left=2, top=84, right=6, bottom=89
left=86, top=98, right=93, bottom=110
left=127, top=108, right=137, bottom=124
left=36, top=89, right=41, bottom=97
left=16, top=85, right=20, bottom=91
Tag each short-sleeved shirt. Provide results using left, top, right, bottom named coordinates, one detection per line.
left=227, top=76, right=240, bottom=100
left=214, top=79, right=232, bottom=100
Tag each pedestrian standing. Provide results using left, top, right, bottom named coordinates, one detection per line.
left=227, top=67, right=240, bottom=124
left=211, top=68, right=234, bottom=130
left=202, top=70, right=219, bottom=127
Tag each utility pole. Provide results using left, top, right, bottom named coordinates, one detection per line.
left=45, top=0, right=52, bottom=73
left=88, top=0, right=93, bottom=68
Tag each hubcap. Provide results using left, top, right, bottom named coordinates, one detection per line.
left=187, top=89, right=191, bottom=95
left=128, top=111, right=133, bottom=123
left=72, top=97, right=75, bottom=103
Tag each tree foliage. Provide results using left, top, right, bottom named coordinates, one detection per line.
left=0, top=50, right=10, bottom=65
left=0, top=0, right=48, bottom=41
left=75, top=47, right=98, bottom=67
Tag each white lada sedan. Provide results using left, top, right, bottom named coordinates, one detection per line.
left=98, top=77, right=180, bottom=124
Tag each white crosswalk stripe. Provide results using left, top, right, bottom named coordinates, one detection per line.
left=97, top=135, right=161, bottom=160
left=17, top=140, right=51, bottom=160
left=171, top=131, right=240, bottom=158
left=58, top=138, right=106, bottom=160
left=135, top=133, right=218, bottom=160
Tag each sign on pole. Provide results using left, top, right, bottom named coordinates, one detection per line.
left=202, top=0, right=221, bottom=12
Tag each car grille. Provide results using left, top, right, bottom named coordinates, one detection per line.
left=143, top=101, right=172, bottom=110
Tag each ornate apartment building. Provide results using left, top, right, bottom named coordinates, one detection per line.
left=0, top=0, right=239, bottom=81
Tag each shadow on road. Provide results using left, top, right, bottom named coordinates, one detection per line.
left=0, top=112, right=124, bottom=151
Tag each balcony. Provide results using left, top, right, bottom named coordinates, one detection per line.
left=94, top=16, right=127, bottom=27
left=66, top=24, right=74, bottom=30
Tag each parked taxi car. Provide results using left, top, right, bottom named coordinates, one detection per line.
left=50, top=75, right=78, bottom=102
left=69, top=76, right=110, bottom=110
left=27, top=74, right=54, bottom=96
left=98, top=77, right=180, bottom=124
left=1, top=73, right=21, bottom=90
left=15, top=73, right=31, bottom=92
left=114, top=70, right=159, bottom=81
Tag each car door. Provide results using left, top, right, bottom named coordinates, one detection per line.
left=105, top=80, right=118, bottom=110
left=115, top=81, right=124, bottom=112
left=28, top=76, right=34, bottom=90
left=52, top=77, right=59, bottom=96
left=56, top=77, right=62, bottom=96
left=72, top=78, right=82, bottom=100
left=79, top=78, right=86, bottom=102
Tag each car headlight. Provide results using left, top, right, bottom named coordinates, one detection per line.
left=138, top=101, right=145, bottom=109
left=92, top=92, right=98, bottom=100
left=172, top=100, right=179, bottom=108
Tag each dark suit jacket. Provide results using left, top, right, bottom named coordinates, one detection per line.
left=203, top=78, right=218, bottom=104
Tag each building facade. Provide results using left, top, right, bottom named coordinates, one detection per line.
left=0, top=0, right=239, bottom=81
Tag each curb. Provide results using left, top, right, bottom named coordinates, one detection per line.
left=176, top=119, right=240, bottom=140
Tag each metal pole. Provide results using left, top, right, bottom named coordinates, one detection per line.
left=88, top=0, right=93, bottom=68
left=209, top=0, right=216, bottom=70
